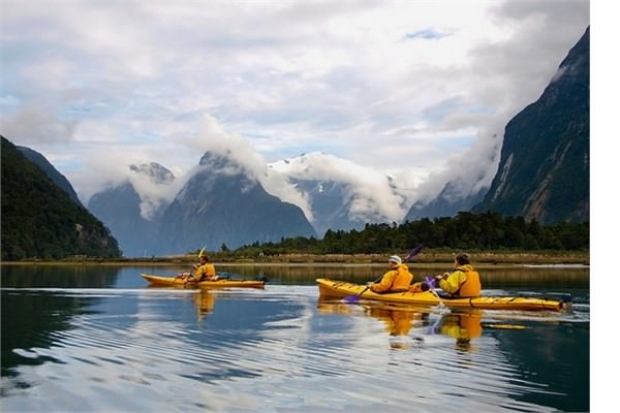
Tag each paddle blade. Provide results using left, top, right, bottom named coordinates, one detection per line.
left=343, top=294, right=361, bottom=303
left=403, top=245, right=423, bottom=262
left=343, top=285, right=371, bottom=303
left=424, top=276, right=436, bottom=288
left=198, top=247, right=206, bottom=258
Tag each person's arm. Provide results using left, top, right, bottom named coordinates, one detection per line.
left=370, top=271, right=396, bottom=293
left=183, top=262, right=200, bottom=281
left=189, top=266, right=205, bottom=282
left=437, top=270, right=466, bottom=294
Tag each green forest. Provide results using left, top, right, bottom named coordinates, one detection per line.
left=233, top=211, right=589, bottom=256
left=1, top=136, right=122, bottom=261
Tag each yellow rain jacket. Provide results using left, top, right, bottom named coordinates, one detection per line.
left=370, top=263, right=413, bottom=293
left=437, top=264, right=481, bottom=297
left=194, top=262, right=216, bottom=281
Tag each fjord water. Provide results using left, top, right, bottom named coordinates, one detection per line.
left=1, top=264, right=589, bottom=412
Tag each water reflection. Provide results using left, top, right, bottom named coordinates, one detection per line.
left=194, top=290, right=216, bottom=320
left=1, top=264, right=121, bottom=288
left=318, top=299, right=487, bottom=351
left=435, top=310, right=483, bottom=352
left=1, top=265, right=589, bottom=412
left=1, top=290, right=104, bottom=376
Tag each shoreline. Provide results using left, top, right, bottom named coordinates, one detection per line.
left=1, top=251, right=590, bottom=266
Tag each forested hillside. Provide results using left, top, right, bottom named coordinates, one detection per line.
left=235, top=211, right=588, bottom=256
left=1, top=136, right=122, bottom=260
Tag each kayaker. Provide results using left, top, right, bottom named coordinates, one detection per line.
left=368, top=255, right=413, bottom=293
left=432, top=252, right=481, bottom=297
left=187, top=254, right=218, bottom=282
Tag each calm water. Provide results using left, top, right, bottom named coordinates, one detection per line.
left=1, top=264, right=590, bottom=413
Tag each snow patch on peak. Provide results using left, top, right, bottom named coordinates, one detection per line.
left=270, top=152, right=412, bottom=225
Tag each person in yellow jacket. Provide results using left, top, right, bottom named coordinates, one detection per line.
left=187, top=254, right=217, bottom=282
left=433, top=252, right=481, bottom=297
left=368, top=255, right=413, bottom=293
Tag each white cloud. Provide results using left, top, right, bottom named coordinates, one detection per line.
left=185, top=115, right=315, bottom=221
left=270, top=152, right=409, bottom=222
left=0, top=0, right=590, bottom=210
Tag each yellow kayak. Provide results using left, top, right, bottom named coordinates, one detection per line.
left=316, top=278, right=571, bottom=312
left=141, top=274, right=266, bottom=289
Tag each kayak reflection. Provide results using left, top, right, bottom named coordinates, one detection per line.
left=434, top=310, right=483, bottom=351
left=364, top=305, right=429, bottom=337
left=194, top=290, right=216, bottom=320
left=364, top=305, right=430, bottom=349
left=317, top=298, right=430, bottom=349
left=317, top=298, right=484, bottom=350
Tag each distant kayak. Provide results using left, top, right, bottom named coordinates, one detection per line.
left=141, top=274, right=266, bottom=289
left=316, top=278, right=571, bottom=312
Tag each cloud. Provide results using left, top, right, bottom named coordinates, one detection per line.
left=0, top=0, right=590, bottom=212
left=270, top=152, right=410, bottom=222
left=1, top=100, right=79, bottom=144
left=189, top=115, right=315, bottom=221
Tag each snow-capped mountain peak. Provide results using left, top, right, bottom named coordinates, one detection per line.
left=269, top=152, right=411, bottom=235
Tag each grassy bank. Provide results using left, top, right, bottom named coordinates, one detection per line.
left=2, top=250, right=590, bottom=266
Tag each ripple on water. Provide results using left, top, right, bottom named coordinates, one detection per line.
left=1, top=286, right=588, bottom=413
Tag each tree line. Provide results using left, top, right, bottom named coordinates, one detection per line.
left=233, top=211, right=589, bottom=256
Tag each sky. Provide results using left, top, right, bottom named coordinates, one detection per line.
left=1, top=0, right=591, bottom=206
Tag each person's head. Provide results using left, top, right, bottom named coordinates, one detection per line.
left=200, top=255, right=209, bottom=263
left=455, top=253, right=470, bottom=266
left=388, top=255, right=402, bottom=267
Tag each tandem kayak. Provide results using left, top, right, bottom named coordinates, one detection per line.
left=316, top=278, right=572, bottom=312
left=141, top=274, right=266, bottom=289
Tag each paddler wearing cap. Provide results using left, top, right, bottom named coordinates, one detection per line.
left=367, top=254, right=414, bottom=294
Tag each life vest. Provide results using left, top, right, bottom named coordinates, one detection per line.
left=195, top=263, right=216, bottom=281
left=456, top=265, right=481, bottom=297
left=371, top=264, right=413, bottom=293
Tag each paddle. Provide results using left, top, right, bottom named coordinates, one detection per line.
left=183, top=246, right=208, bottom=287
left=343, top=245, right=423, bottom=303
left=423, top=276, right=446, bottom=309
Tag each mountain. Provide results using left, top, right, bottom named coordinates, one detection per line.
left=473, top=26, right=589, bottom=224
left=87, top=162, right=175, bottom=257
left=270, top=152, right=410, bottom=236
left=87, top=151, right=406, bottom=255
left=287, top=178, right=366, bottom=236
left=404, top=26, right=590, bottom=225
left=17, top=145, right=83, bottom=207
left=404, top=181, right=487, bottom=223
left=156, top=151, right=317, bottom=255
left=1, top=135, right=121, bottom=260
